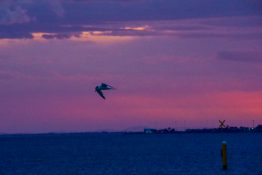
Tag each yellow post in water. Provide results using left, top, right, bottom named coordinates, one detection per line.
left=221, top=141, right=228, bottom=170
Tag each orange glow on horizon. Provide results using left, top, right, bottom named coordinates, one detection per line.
left=31, top=32, right=50, bottom=40
left=70, top=31, right=135, bottom=44
left=123, top=25, right=150, bottom=31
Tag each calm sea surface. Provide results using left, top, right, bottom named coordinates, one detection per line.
left=0, top=133, right=261, bottom=175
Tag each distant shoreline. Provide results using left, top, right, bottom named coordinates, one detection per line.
left=1, top=125, right=262, bottom=136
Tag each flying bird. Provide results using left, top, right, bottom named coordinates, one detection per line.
left=95, top=83, right=114, bottom=99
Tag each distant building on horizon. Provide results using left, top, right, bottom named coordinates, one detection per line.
left=144, top=128, right=157, bottom=134
left=142, top=124, right=262, bottom=134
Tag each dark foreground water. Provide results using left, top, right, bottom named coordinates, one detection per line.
left=0, top=133, right=261, bottom=175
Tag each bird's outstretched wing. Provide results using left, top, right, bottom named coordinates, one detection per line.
left=96, top=89, right=106, bottom=99
left=101, top=83, right=114, bottom=90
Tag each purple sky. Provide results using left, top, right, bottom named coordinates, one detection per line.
left=0, top=0, right=262, bottom=133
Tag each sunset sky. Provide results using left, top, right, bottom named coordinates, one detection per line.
left=0, top=0, right=262, bottom=133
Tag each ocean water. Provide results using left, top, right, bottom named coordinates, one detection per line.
left=0, top=133, right=261, bottom=175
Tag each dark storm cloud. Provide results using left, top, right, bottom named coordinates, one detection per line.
left=52, top=0, right=262, bottom=23
left=1, top=0, right=261, bottom=24
left=0, top=0, right=261, bottom=39
left=42, top=33, right=74, bottom=39
left=218, top=51, right=262, bottom=63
